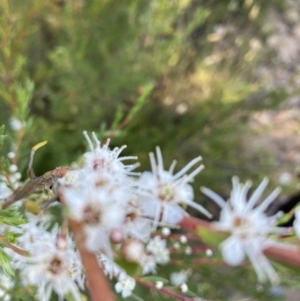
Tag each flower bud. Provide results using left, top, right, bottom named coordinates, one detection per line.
left=122, top=240, right=144, bottom=263
left=110, top=228, right=126, bottom=244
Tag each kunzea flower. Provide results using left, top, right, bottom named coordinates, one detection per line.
left=82, top=131, right=139, bottom=183
left=98, top=254, right=123, bottom=279
left=201, top=177, right=283, bottom=284
left=61, top=185, right=126, bottom=256
left=137, top=147, right=211, bottom=227
left=115, top=272, right=136, bottom=298
left=146, top=236, right=170, bottom=264
left=13, top=214, right=55, bottom=269
left=22, top=239, right=82, bottom=301
left=139, top=253, right=156, bottom=275
left=170, top=270, right=190, bottom=286
left=123, top=198, right=153, bottom=241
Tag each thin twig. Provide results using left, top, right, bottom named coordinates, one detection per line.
left=136, top=278, right=195, bottom=301
left=59, top=192, right=115, bottom=301
left=69, top=219, right=116, bottom=301
left=0, top=236, right=28, bottom=257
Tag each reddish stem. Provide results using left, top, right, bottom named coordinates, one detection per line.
left=69, top=219, right=116, bottom=301
left=136, top=278, right=195, bottom=301
left=180, top=216, right=213, bottom=232
left=0, top=236, right=28, bottom=257
left=264, top=245, right=300, bottom=266
left=170, top=258, right=224, bottom=265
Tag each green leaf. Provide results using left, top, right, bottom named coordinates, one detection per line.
left=111, top=106, right=124, bottom=130
left=277, top=205, right=300, bottom=226
left=0, top=125, right=6, bottom=150
left=128, top=83, right=154, bottom=120
left=140, top=276, right=169, bottom=284
left=196, top=225, right=229, bottom=248
left=0, top=207, right=26, bottom=226
left=114, top=257, right=141, bottom=277
left=0, top=248, right=14, bottom=276
left=0, top=125, right=5, bottom=135
left=0, top=157, right=10, bottom=174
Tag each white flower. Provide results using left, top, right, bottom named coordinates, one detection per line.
left=82, top=131, right=138, bottom=181
left=137, top=147, right=211, bottom=227
left=201, top=177, right=283, bottom=284
left=124, top=199, right=153, bottom=241
left=146, top=236, right=170, bottom=264
left=98, top=254, right=122, bottom=279
left=170, top=270, right=190, bottom=286
left=140, top=254, right=156, bottom=275
left=15, top=214, right=53, bottom=255
left=155, top=281, right=164, bottom=289
left=61, top=185, right=126, bottom=256
left=115, top=273, right=135, bottom=298
left=22, top=246, right=82, bottom=301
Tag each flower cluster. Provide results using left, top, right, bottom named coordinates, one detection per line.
left=56, top=132, right=210, bottom=298
left=1, top=131, right=298, bottom=301
left=202, top=177, right=284, bottom=284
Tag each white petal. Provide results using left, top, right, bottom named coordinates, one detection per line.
left=245, top=178, right=269, bottom=211
left=162, top=204, right=186, bottom=224
left=221, top=236, right=245, bottom=266
left=201, top=187, right=226, bottom=208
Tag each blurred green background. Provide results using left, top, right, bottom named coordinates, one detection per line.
left=2, top=0, right=300, bottom=300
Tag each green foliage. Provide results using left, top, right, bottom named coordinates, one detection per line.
left=0, top=126, right=6, bottom=151
left=197, top=225, right=229, bottom=248
left=0, top=1, right=295, bottom=300
left=0, top=248, right=13, bottom=276
left=140, top=276, right=169, bottom=285
left=0, top=207, right=26, bottom=226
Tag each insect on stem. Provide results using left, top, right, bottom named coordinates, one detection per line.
left=1, top=140, right=70, bottom=210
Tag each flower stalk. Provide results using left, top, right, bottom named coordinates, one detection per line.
left=69, top=219, right=116, bottom=301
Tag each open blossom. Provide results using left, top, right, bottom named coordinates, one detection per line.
left=0, top=274, right=13, bottom=301
left=123, top=199, right=153, bottom=241
left=201, top=177, right=283, bottom=284
left=61, top=185, right=126, bottom=256
left=21, top=233, right=82, bottom=301
left=137, top=147, right=211, bottom=227
left=140, top=253, right=156, bottom=275
left=82, top=131, right=139, bottom=181
left=170, top=270, right=190, bottom=286
left=115, top=272, right=136, bottom=298
left=146, top=236, right=170, bottom=264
